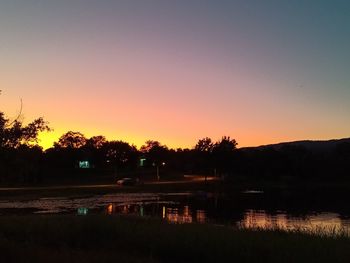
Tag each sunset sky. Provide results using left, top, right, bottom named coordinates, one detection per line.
left=1, top=0, right=350, bottom=149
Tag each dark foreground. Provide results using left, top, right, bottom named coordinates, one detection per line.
left=0, top=215, right=349, bottom=263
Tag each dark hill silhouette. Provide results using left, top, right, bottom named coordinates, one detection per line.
left=241, top=138, right=350, bottom=153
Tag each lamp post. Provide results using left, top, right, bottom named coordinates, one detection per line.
left=156, top=165, right=160, bottom=181
left=154, top=162, right=166, bottom=181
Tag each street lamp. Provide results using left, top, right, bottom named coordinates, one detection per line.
left=154, top=162, right=166, bottom=181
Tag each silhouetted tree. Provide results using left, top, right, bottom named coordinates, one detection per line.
left=0, top=92, right=50, bottom=183
left=140, top=140, right=169, bottom=180
left=140, top=140, right=162, bottom=153
left=55, top=131, right=87, bottom=149
left=86, top=135, right=107, bottom=149
left=213, top=136, right=237, bottom=152
left=193, top=137, right=215, bottom=175
left=103, top=140, right=138, bottom=174
left=212, top=136, right=238, bottom=177
left=0, top=112, right=50, bottom=149
left=195, top=137, right=214, bottom=152
left=141, top=140, right=169, bottom=165
left=79, top=135, right=108, bottom=168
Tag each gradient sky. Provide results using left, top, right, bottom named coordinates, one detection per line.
left=1, top=0, right=350, bottom=149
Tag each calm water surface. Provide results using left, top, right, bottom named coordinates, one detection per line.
left=1, top=191, right=349, bottom=234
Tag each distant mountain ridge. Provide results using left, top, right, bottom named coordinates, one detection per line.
left=241, top=138, right=350, bottom=153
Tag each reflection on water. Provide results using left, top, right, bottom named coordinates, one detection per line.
left=103, top=202, right=349, bottom=233
left=166, top=207, right=193, bottom=224
left=1, top=191, right=350, bottom=235
left=104, top=203, right=207, bottom=224
left=164, top=206, right=199, bottom=224
left=106, top=204, right=146, bottom=217
left=240, top=210, right=349, bottom=234
left=196, top=210, right=207, bottom=224
left=163, top=206, right=207, bottom=224
left=103, top=202, right=350, bottom=234
left=0, top=193, right=167, bottom=214
left=107, top=204, right=113, bottom=215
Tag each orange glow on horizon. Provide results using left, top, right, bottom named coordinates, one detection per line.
left=37, top=128, right=196, bottom=150
left=36, top=127, right=350, bottom=151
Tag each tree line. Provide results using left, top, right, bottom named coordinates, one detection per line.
left=1, top=106, right=350, bottom=185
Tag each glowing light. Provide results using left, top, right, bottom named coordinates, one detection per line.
left=182, top=206, right=192, bottom=223
left=107, top=204, right=113, bottom=215
left=79, top=161, right=90, bottom=169
left=77, top=207, right=88, bottom=216
left=140, top=158, right=146, bottom=167
left=140, top=205, right=144, bottom=217
left=196, top=210, right=207, bottom=224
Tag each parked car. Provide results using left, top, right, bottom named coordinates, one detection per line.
left=116, top=177, right=138, bottom=186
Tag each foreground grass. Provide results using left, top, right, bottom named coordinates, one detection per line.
left=0, top=215, right=350, bottom=263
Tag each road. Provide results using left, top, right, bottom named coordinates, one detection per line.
left=0, top=175, right=219, bottom=192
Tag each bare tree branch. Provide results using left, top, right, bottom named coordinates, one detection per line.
left=6, top=98, right=23, bottom=128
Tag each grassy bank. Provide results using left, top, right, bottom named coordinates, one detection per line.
left=0, top=215, right=349, bottom=263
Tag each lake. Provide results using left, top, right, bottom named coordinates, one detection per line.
left=1, top=190, right=349, bottom=234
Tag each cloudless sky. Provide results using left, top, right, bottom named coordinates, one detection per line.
left=1, top=0, right=350, bottom=149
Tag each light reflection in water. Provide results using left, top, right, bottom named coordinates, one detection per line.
left=166, top=208, right=179, bottom=223
left=164, top=206, right=205, bottom=224
left=106, top=203, right=149, bottom=217
left=196, top=210, right=206, bottom=224
left=140, top=205, right=144, bottom=217
left=105, top=203, right=348, bottom=234
left=242, top=210, right=289, bottom=229
left=105, top=203, right=207, bottom=224
left=107, top=204, right=113, bottom=215
left=3, top=191, right=348, bottom=235
left=240, top=210, right=349, bottom=234
left=162, top=206, right=207, bottom=224
left=160, top=206, right=208, bottom=224
left=183, top=206, right=193, bottom=223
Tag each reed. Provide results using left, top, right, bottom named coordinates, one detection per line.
left=0, top=215, right=349, bottom=263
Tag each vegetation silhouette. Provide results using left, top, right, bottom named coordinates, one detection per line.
left=55, top=131, right=87, bottom=149
left=1, top=91, right=350, bottom=186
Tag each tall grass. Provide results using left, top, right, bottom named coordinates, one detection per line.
left=0, top=215, right=349, bottom=263
left=237, top=222, right=350, bottom=238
